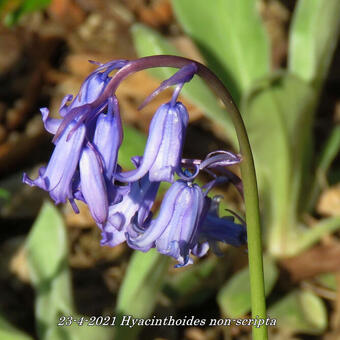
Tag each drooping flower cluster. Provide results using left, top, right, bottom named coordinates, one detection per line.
left=24, top=58, right=247, bottom=267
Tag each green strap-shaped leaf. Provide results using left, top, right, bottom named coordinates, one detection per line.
left=132, top=23, right=237, bottom=145
left=0, top=314, right=33, bottom=340
left=172, top=0, right=270, bottom=102
left=27, top=202, right=112, bottom=340
left=217, top=256, right=278, bottom=318
left=26, top=202, right=74, bottom=339
left=268, top=289, right=327, bottom=335
left=115, top=249, right=170, bottom=340
left=288, top=0, right=340, bottom=86
left=242, top=73, right=315, bottom=256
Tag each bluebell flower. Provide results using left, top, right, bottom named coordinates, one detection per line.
left=101, top=157, right=160, bottom=247
left=116, top=101, right=189, bottom=183
left=195, top=196, right=247, bottom=256
left=23, top=60, right=126, bottom=218
left=92, top=97, right=122, bottom=182
left=78, top=145, right=109, bottom=225
left=127, top=180, right=206, bottom=267
left=59, top=60, right=128, bottom=116
left=23, top=121, right=86, bottom=210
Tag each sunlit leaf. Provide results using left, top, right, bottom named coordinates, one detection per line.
left=115, top=249, right=170, bottom=340
left=289, top=0, right=340, bottom=86
left=26, top=202, right=74, bottom=338
left=242, top=73, right=315, bottom=256
left=26, top=202, right=112, bottom=340
left=268, top=290, right=327, bottom=335
left=172, top=0, right=270, bottom=102
left=217, top=256, right=278, bottom=317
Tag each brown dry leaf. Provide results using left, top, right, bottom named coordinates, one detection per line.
left=103, top=266, right=125, bottom=292
left=10, top=245, right=30, bottom=284
left=63, top=200, right=95, bottom=228
left=170, top=36, right=205, bottom=64
left=0, top=28, right=22, bottom=75
left=69, top=228, right=126, bottom=268
left=281, top=242, right=340, bottom=282
left=48, top=0, right=86, bottom=26
left=260, top=0, right=289, bottom=68
left=129, top=0, right=173, bottom=28
left=317, top=184, right=340, bottom=217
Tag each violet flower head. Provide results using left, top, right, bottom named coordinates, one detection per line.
left=127, top=180, right=206, bottom=267
left=23, top=56, right=247, bottom=268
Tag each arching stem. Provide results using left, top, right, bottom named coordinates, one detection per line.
left=100, top=55, right=267, bottom=340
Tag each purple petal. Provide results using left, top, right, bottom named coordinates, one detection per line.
left=23, top=121, right=86, bottom=204
left=115, top=103, right=169, bottom=182
left=149, top=102, right=188, bottom=182
left=199, top=151, right=241, bottom=170
left=116, top=102, right=189, bottom=183
left=93, top=97, right=122, bottom=180
left=139, top=63, right=197, bottom=110
left=41, top=108, right=62, bottom=135
left=101, top=224, right=126, bottom=247
left=126, top=180, right=185, bottom=251
left=79, top=146, right=109, bottom=225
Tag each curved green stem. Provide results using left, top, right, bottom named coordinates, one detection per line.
left=105, top=55, right=267, bottom=339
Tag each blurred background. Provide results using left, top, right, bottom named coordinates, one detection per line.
left=0, top=0, right=339, bottom=339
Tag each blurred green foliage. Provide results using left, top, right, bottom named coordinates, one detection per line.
left=0, top=0, right=51, bottom=26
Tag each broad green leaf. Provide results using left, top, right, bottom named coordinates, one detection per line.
left=132, top=23, right=237, bottom=145
left=115, top=249, right=170, bottom=340
left=172, top=0, right=270, bottom=102
left=26, top=202, right=74, bottom=338
left=289, top=0, right=340, bottom=86
left=242, top=73, right=315, bottom=256
left=27, top=202, right=112, bottom=340
left=0, top=314, right=33, bottom=340
left=268, top=290, right=327, bottom=335
left=26, top=202, right=69, bottom=285
left=217, top=256, right=278, bottom=317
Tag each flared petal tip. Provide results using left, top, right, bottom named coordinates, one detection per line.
left=22, top=173, right=34, bottom=186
